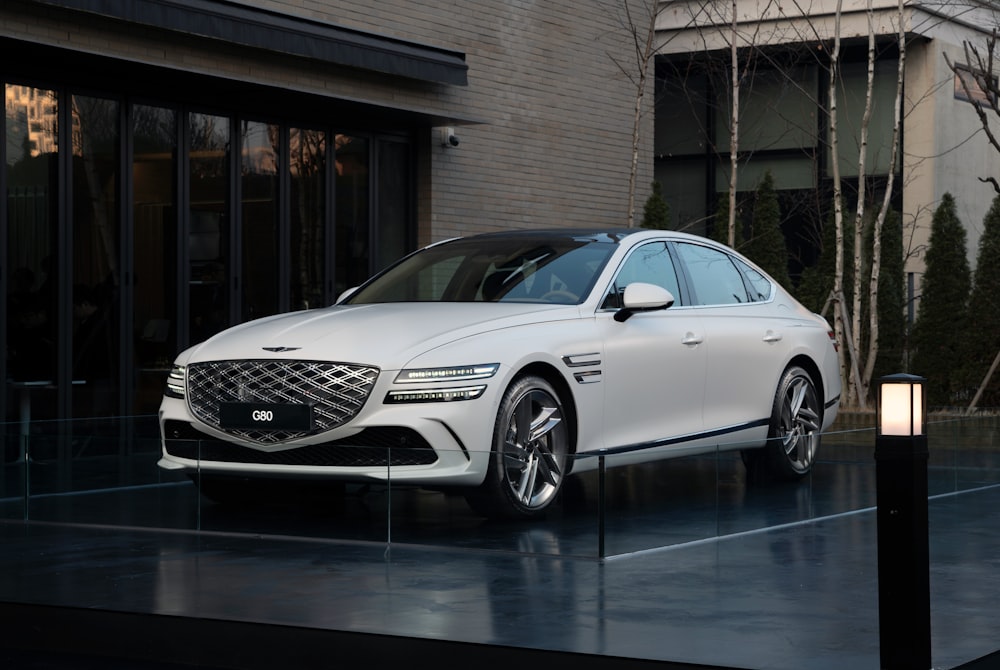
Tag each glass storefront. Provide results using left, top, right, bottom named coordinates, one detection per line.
left=289, top=127, right=326, bottom=312
left=188, top=112, right=231, bottom=347
left=132, top=104, right=179, bottom=414
left=240, top=120, right=280, bottom=323
left=3, top=82, right=415, bottom=434
left=334, top=134, right=371, bottom=298
left=6, top=86, right=60, bottom=434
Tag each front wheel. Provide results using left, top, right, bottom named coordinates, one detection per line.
left=743, top=365, right=822, bottom=482
left=465, top=375, right=570, bottom=520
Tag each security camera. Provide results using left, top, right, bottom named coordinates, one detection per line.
left=439, top=127, right=459, bottom=148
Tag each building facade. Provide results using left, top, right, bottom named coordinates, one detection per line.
left=653, top=0, right=1000, bottom=295
left=1, top=0, right=651, bottom=433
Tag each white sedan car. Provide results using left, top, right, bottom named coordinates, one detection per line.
left=158, top=229, right=841, bottom=519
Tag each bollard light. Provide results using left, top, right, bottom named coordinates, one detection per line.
left=877, top=373, right=926, bottom=437
left=874, top=373, right=931, bottom=670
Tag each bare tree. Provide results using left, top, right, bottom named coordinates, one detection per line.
left=861, top=0, right=907, bottom=399
left=612, top=1, right=758, bottom=229
left=726, top=0, right=740, bottom=246
left=663, top=1, right=778, bottom=245
left=813, top=0, right=909, bottom=407
left=654, top=1, right=915, bottom=406
left=722, top=0, right=775, bottom=246
left=847, top=1, right=877, bottom=407
left=834, top=0, right=908, bottom=407
left=825, top=0, right=852, bottom=402
left=608, top=0, right=661, bottom=227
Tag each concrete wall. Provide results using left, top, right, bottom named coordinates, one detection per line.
left=907, top=18, right=1000, bottom=279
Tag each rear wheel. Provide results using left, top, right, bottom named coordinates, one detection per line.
left=744, top=365, right=822, bottom=482
left=465, top=375, right=569, bottom=520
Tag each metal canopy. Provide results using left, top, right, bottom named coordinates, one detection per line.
left=31, top=0, right=469, bottom=86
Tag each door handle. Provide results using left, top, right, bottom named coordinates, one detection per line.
left=763, top=330, right=783, bottom=343
left=681, top=332, right=703, bottom=346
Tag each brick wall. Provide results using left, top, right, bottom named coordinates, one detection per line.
left=1, top=0, right=653, bottom=242
left=299, top=0, right=655, bottom=241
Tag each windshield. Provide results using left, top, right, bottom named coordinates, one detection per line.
left=345, top=236, right=617, bottom=305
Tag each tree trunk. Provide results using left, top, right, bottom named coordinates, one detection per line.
left=829, top=0, right=849, bottom=400
left=626, top=0, right=658, bottom=228
left=727, top=0, right=739, bottom=247
left=863, top=0, right=907, bottom=392
left=848, top=0, right=877, bottom=408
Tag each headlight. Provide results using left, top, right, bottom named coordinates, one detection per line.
left=387, top=364, right=498, bottom=403
left=394, top=363, right=499, bottom=384
left=165, top=364, right=186, bottom=399
left=385, top=385, right=487, bottom=404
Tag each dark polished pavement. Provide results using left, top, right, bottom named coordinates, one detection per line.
left=1, top=419, right=1000, bottom=669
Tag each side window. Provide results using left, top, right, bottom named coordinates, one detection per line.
left=602, top=241, right=680, bottom=309
left=734, top=257, right=773, bottom=302
left=676, top=243, right=749, bottom=305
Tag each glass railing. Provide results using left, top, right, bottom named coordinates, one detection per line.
left=3, top=412, right=999, bottom=559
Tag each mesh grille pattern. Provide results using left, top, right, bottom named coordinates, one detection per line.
left=187, top=360, right=379, bottom=444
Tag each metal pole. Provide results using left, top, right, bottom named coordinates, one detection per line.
left=875, top=421, right=931, bottom=668
left=598, top=454, right=606, bottom=560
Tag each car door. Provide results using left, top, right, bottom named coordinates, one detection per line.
left=673, top=241, right=791, bottom=440
left=598, top=241, right=707, bottom=454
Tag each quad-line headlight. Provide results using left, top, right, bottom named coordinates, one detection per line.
left=394, top=363, right=499, bottom=384
left=386, top=364, right=498, bottom=403
left=385, top=385, right=487, bottom=404
left=165, top=364, right=186, bottom=399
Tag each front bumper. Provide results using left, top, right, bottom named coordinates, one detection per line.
left=157, top=372, right=504, bottom=487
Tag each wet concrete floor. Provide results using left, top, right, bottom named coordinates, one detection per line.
left=1, top=418, right=999, bottom=669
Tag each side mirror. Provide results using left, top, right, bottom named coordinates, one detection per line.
left=614, top=282, right=675, bottom=322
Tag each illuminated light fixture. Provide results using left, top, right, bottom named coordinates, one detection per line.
left=166, top=365, right=186, bottom=399
left=874, top=372, right=931, bottom=670
left=385, top=385, right=488, bottom=404
left=394, top=364, right=499, bottom=384
left=877, top=373, right=926, bottom=437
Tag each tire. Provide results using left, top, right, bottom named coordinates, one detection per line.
left=743, top=365, right=822, bottom=482
left=465, top=375, right=570, bottom=520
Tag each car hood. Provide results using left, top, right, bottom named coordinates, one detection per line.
left=181, top=302, right=578, bottom=368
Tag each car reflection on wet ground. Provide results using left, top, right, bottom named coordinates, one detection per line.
left=0, top=414, right=999, bottom=669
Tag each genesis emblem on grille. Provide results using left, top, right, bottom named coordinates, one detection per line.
left=262, top=346, right=301, bottom=352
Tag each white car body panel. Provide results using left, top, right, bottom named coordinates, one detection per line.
left=186, top=302, right=576, bottom=371
left=700, top=304, right=792, bottom=439
left=597, top=307, right=706, bottom=454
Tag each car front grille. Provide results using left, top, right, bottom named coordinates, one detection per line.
left=186, top=360, right=379, bottom=444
